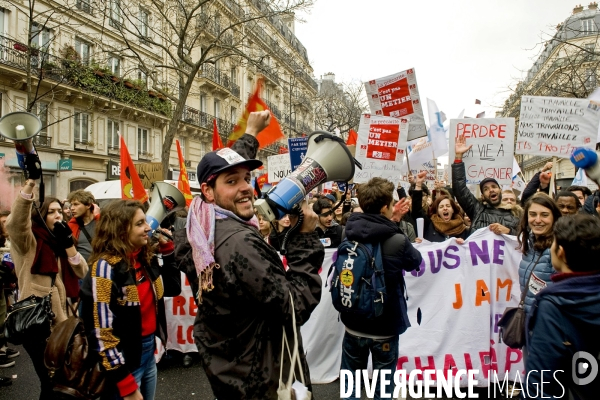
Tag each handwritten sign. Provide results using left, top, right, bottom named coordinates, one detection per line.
left=288, top=137, right=308, bottom=171
left=268, top=153, right=292, bottom=183
left=449, top=118, right=515, bottom=185
left=136, top=162, right=163, bottom=189
left=517, top=96, right=599, bottom=157
left=353, top=114, right=405, bottom=183
left=364, top=68, right=427, bottom=141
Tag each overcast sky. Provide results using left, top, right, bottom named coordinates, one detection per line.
left=294, top=0, right=577, bottom=121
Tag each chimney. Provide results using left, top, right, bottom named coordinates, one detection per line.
left=323, top=72, right=335, bottom=82
left=574, top=4, right=584, bottom=13
left=589, top=2, right=598, bottom=10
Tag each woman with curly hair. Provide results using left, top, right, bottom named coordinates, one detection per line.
left=80, top=200, right=179, bottom=400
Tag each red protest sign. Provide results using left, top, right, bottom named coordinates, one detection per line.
left=367, top=123, right=401, bottom=161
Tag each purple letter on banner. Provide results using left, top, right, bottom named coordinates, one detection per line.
left=469, top=240, right=489, bottom=266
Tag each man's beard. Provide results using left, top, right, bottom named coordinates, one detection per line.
left=484, top=193, right=502, bottom=207
left=214, top=192, right=255, bottom=221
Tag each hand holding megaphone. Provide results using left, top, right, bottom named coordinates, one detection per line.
left=288, top=201, right=317, bottom=233
left=24, top=153, right=42, bottom=180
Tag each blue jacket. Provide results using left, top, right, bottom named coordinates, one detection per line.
left=341, top=213, right=422, bottom=336
left=524, top=273, right=600, bottom=399
left=518, top=244, right=553, bottom=315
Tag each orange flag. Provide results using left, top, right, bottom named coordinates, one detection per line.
left=346, top=129, right=358, bottom=146
left=256, top=173, right=268, bottom=190
left=228, top=77, right=284, bottom=148
left=120, top=135, right=148, bottom=203
left=176, top=139, right=193, bottom=207
left=212, top=119, right=223, bottom=151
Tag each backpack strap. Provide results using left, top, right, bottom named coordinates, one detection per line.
left=44, top=316, right=83, bottom=377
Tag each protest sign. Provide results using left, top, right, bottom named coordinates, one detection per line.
left=449, top=118, right=515, bottom=185
left=364, top=69, right=427, bottom=141
left=353, top=114, right=405, bottom=183
left=164, top=275, right=198, bottom=355
left=268, top=153, right=291, bottom=183
left=288, top=137, right=308, bottom=171
left=517, top=96, right=600, bottom=157
left=427, top=98, right=449, bottom=158
left=136, top=162, right=163, bottom=189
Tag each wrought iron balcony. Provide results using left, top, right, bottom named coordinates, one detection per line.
left=138, top=150, right=153, bottom=160
left=33, top=135, right=51, bottom=147
left=197, top=64, right=240, bottom=98
left=181, top=105, right=234, bottom=144
left=108, top=145, right=120, bottom=155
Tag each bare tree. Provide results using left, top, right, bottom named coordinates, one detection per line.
left=313, top=79, right=367, bottom=140
left=95, top=0, right=314, bottom=177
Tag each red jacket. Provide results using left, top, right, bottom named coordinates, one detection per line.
left=67, top=213, right=101, bottom=241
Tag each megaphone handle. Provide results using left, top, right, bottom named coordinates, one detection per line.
left=279, top=208, right=304, bottom=256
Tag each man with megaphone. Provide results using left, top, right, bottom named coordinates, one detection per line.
left=175, top=110, right=324, bottom=399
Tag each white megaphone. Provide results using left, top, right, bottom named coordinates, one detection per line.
left=255, top=131, right=358, bottom=221
left=0, top=111, right=42, bottom=168
left=146, top=182, right=186, bottom=232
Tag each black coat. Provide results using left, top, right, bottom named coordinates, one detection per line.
left=452, top=162, right=519, bottom=235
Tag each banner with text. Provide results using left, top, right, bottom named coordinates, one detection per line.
left=364, top=69, right=427, bottom=141
left=517, top=96, right=600, bottom=157
left=400, top=229, right=524, bottom=386
left=449, top=118, right=515, bottom=185
left=268, top=153, right=292, bottom=183
left=353, top=114, right=405, bottom=183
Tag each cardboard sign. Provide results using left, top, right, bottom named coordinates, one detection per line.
left=353, top=114, right=405, bottom=183
left=517, top=96, right=600, bottom=157
left=449, top=118, right=515, bottom=185
left=268, top=153, right=292, bottom=183
left=136, top=162, right=164, bottom=189
left=364, top=68, right=427, bottom=141
left=288, top=137, right=308, bottom=171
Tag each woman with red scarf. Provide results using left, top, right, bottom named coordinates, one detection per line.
left=6, top=178, right=88, bottom=399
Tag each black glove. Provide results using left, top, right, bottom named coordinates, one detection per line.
left=53, top=221, right=75, bottom=250
left=24, top=153, right=42, bottom=180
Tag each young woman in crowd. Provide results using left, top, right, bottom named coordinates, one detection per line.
left=411, top=171, right=469, bottom=243
left=268, top=214, right=291, bottom=250
left=517, top=193, right=562, bottom=317
left=80, top=200, right=178, bottom=400
left=257, top=212, right=272, bottom=242
left=6, top=179, right=88, bottom=398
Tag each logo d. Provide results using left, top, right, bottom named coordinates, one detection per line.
left=572, top=351, right=599, bottom=386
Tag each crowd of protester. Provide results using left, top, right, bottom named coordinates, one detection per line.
left=0, top=117, right=598, bottom=399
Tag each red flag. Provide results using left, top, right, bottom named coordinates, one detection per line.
left=278, top=146, right=288, bottom=154
left=212, top=119, right=224, bottom=151
left=228, top=78, right=284, bottom=148
left=475, top=99, right=481, bottom=105
left=346, top=129, right=358, bottom=146
left=120, top=135, right=148, bottom=203
left=176, top=139, right=193, bottom=206
left=256, top=173, right=268, bottom=189
left=476, top=111, right=486, bottom=118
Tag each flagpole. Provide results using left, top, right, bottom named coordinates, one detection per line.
left=405, top=147, right=412, bottom=176
left=550, top=156, right=557, bottom=196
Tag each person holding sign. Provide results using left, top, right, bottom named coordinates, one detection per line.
left=452, top=134, right=519, bottom=235
left=411, top=171, right=469, bottom=243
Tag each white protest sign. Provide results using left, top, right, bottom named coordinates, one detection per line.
left=364, top=68, right=427, bottom=141
left=449, top=118, right=515, bottom=185
left=353, top=114, right=405, bottom=183
left=517, top=96, right=600, bottom=157
left=268, top=153, right=291, bottom=183
left=401, top=229, right=524, bottom=387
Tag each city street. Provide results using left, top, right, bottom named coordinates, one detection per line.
left=0, top=346, right=509, bottom=399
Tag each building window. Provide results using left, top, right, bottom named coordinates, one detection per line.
left=137, top=68, right=148, bottom=88
left=139, top=8, right=149, bottom=40
left=33, top=102, right=48, bottom=136
left=107, top=119, right=119, bottom=150
left=200, top=94, right=206, bottom=112
left=138, top=127, right=149, bottom=156
left=69, top=178, right=95, bottom=192
left=230, top=67, right=237, bottom=85
left=109, top=0, right=121, bottom=28
left=214, top=99, right=220, bottom=118
left=74, top=37, right=91, bottom=65
left=31, top=23, right=52, bottom=51
left=582, top=18, right=596, bottom=34
left=230, top=106, right=237, bottom=122
left=74, top=111, right=90, bottom=143
left=586, top=68, right=597, bottom=90
left=76, top=0, right=92, bottom=14
left=108, top=55, right=120, bottom=76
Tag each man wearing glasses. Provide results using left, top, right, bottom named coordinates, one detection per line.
left=313, top=198, right=343, bottom=247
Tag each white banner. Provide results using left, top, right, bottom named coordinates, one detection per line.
left=163, top=230, right=524, bottom=386
left=353, top=114, right=405, bottom=183
left=364, top=69, right=427, bottom=141
left=268, top=153, right=292, bottom=183
left=517, top=95, right=599, bottom=157
left=427, top=98, right=449, bottom=158
left=449, top=118, right=515, bottom=185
